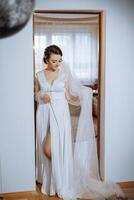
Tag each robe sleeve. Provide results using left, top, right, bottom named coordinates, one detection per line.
left=34, top=73, right=44, bottom=104
left=64, top=67, right=81, bottom=106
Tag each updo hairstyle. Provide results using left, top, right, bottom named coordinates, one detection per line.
left=43, top=45, right=63, bottom=64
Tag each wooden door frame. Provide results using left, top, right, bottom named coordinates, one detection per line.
left=32, top=9, right=106, bottom=180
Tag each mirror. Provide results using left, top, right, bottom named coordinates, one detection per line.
left=33, top=10, right=100, bottom=163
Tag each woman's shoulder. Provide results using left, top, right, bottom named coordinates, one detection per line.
left=36, top=69, right=44, bottom=78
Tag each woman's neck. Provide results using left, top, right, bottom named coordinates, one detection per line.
left=45, top=67, right=59, bottom=72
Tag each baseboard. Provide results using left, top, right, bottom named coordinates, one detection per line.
left=118, top=181, right=134, bottom=188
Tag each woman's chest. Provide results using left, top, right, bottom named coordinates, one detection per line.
left=38, top=70, right=66, bottom=91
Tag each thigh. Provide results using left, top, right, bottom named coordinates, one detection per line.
left=44, top=132, right=51, bottom=149
left=43, top=128, right=51, bottom=155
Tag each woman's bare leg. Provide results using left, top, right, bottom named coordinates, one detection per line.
left=43, top=131, right=51, bottom=160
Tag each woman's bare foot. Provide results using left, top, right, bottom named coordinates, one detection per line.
left=56, top=193, right=63, bottom=199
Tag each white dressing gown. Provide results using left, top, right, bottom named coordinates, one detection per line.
left=35, top=65, right=124, bottom=200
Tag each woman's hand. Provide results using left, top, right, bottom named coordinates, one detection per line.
left=41, top=94, right=51, bottom=104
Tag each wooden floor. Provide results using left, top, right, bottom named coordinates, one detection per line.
left=1, top=186, right=134, bottom=200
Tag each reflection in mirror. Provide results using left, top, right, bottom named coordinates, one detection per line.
left=33, top=12, right=99, bottom=156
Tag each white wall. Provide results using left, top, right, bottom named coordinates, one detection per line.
left=35, top=0, right=134, bottom=182
left=0, top=20, right=35, bottom=193
left=0, top=0, right=134, bottom=193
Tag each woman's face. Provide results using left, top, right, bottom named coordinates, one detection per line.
left=47, top=53, right=62, bottom=71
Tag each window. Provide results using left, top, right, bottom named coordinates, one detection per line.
left=34, top=23, right=98, bottom=85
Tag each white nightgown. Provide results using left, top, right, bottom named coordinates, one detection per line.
left=36, top=68, right=74, bottom=198
left=35, top=66, right=124, bottom=200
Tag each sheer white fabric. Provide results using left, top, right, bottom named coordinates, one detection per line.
left=34, top=23, right=98, bottom=85
left=35, top=63, right=124, bottom=200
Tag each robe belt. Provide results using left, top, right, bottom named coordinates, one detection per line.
left=50, top=92, right=66, bottom=102
left=48, top=91, right=66, bottom=102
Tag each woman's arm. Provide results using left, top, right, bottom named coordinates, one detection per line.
left=35, top=77, right=40, bottom=94
left=65, top=81, right=80, bottom=104
left=34, top=77, right=51, bottom=104
left=34, top=77, right=42, bottom=103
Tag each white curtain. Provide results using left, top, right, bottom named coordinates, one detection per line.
left=34, top=23, right=99, bottom=85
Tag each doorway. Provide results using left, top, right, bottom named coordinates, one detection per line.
left=32, top=9, right=106, bottom=179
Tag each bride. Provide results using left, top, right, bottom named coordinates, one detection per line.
left=35, top=45, right=124, bottom=200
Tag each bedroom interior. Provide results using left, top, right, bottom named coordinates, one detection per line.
left=0, top=0, right=134, bottom=198
left=33, top=9, right=101, bottom=165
